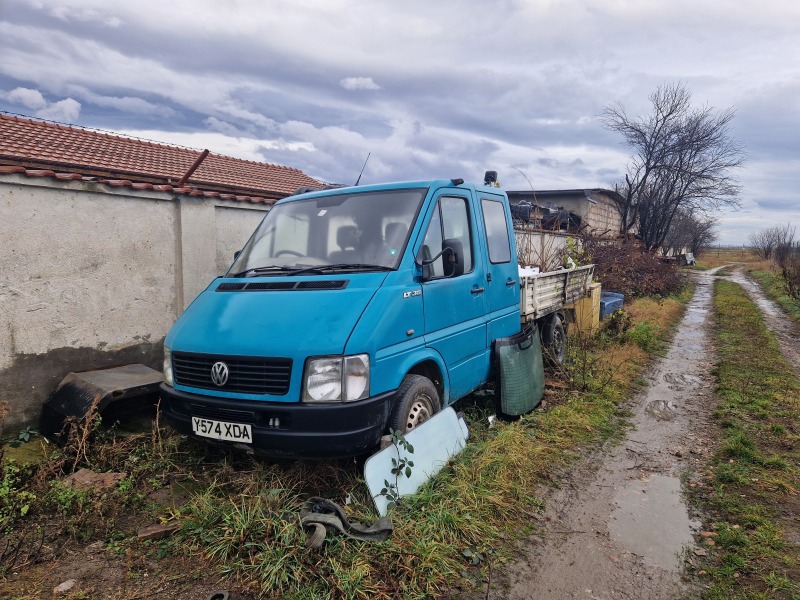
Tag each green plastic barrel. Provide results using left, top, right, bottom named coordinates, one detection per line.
left=494, top=325, right=545, bottom=417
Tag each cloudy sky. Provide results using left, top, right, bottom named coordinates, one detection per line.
left=1, top=0, right=798, bottom=245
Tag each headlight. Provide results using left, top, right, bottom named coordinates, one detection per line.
left=303, top=357, right=342, bottom=402
left=303, top=354, right=369, bottom=403
left=163, top=346, right=174, bottom=387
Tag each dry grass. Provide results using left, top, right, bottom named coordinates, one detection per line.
left=748, top=267, right=800, bottom=324
left=598, top=292, right=687, bottom=384
left=1, top=292, right=693, bottom=599
left=696, top=248, right=763, bottom=269
left=626, top=295, right=685, bottom=332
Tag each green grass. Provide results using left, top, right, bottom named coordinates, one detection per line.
left=748, top=269, right=800, bottom=324
left=695, top=280, right=800, bottom=599
left=715, top=265, right=737, bottom=277
left=0, top=292, right=692, bottom=598
left=171, top=381, right=632, bottom=598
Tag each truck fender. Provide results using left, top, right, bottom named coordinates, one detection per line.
left=388, top=348, right=451, bottom=406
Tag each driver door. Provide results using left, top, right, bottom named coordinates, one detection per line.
left=419, top=192, right=489, bottom=403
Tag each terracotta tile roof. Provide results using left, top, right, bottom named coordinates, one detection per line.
left=0, top=113, right=321, bottom=203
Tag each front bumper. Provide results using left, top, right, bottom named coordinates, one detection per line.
left=159, top=384, right=396, bottom=459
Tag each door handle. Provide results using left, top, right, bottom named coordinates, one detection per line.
left=471, top=286, right=485, bottom=295
left=506, top=279, right=517, bottom=287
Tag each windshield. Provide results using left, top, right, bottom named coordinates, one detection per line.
left=228, top=188, right=426, bottom=276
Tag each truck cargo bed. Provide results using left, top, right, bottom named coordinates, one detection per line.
left=520, top=264, right=595, bottom=322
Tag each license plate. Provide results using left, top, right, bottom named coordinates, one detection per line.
left=191, top=417, right=252, bottom=443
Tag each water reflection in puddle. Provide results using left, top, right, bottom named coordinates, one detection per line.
left=645, top=400, right=677, bottom=421
left=609, top=475, right=699, bottom=571
left=662, top=373, right=702, bottom=391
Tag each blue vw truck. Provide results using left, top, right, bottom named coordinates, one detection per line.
left=159, top=175, right=534, bottom=458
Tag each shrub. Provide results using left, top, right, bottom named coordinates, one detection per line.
left=0, top=462, right=36, bottom=526
left=628, top=321, right=660, bottom=352
left=780, top=252, right=800, bottom=303
left=582, top=237, right=685, bottom=298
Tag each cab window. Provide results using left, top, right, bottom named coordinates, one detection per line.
left=481, top=198, right=512, bottom=263
left=420, top=195, right=474, bottom=278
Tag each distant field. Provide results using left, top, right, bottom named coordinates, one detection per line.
left=696, top=247, right=800, bottom=322
left=696, top=247, right=768, bottom=269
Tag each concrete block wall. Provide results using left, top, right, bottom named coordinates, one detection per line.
left=0, top=174, right=269, bottom=434
left=586, top=192, right=623, bottom=238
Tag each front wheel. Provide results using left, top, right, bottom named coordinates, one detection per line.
left=388, top=375, right=441, bottom=433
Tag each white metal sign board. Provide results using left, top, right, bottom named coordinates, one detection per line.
left=364, top=407, right=469, bottom=517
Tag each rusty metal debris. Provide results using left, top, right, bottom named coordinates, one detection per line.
left=41, top=364, right=163, bottom=441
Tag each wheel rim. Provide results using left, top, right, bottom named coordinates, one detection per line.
left=553, top=327, right=565, bottom=361
left=405, top=395, right=433, bottom=431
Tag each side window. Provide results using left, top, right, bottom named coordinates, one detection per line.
left=441, top=196, right=473, bottom=272
left=420, top=195, right=473, bottom=279
left=481, top=198, right=512, bottom=264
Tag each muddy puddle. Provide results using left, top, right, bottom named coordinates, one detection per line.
left=610, top=474, right=699, bottom=571
left=480, top=268, right=724, bottom=600
left=644, top=399, right=678, bottom=420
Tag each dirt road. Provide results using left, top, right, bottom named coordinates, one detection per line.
left=723, top=267, right=800, bottom=375
left=482, top=268, right=728, bottom=599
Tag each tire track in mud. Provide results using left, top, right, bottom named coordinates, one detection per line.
left=720, top=267, right=800, bottom=375
left=480, top=268, right=726, bottom=600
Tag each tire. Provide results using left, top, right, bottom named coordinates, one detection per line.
left=388, top=374, right=441, bottom=433
left=542, top=313, right=567, bottom=365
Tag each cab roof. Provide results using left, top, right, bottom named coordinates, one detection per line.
left=278, top=179, right=504, bottom=205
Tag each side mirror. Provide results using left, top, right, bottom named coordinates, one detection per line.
left=417, top=245, right=433, bottom=280
left=442, top=238, right=464, bottom=277
left=416, top=239, right=465, bottom=280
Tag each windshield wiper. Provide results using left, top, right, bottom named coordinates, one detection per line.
left=232, top=265, right=298, bottom=277
left=289, top=264, right=393, bottom=276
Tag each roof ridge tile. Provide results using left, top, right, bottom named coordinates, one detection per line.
left=1, top=166, right=276, bottom=204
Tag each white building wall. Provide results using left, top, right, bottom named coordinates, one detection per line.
left=214, top=205, right=265, bottom=277
left=0, top=174, right=269, bottom=432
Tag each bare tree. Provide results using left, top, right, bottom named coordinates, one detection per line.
left=750, top=229, right=777, bottom=259
left=753, top=224, right=800, bottom=301
left=751, top=224, right=796, bottom=262
left=601, top=82, right=744, bottom=252
left=660, top=210, right=693, bottom=256
left=773, top=223, right=796, bottom=267
left=662, top=209, right=718, bottom=256
left=688, top=218, right=719, bottom=255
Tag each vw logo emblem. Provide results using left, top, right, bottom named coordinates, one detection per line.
left=210, top=361, right=229, bottom=387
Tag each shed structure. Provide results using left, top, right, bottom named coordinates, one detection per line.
left=507, top=188, right=625, bottom=239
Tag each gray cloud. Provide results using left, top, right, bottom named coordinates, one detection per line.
left=340, top=77, right=380, bottom=91
left=5, top=86, right=47, bottom=109
left=36, top=97, right=81, bottom=122
left=1, top=85, right=81, bottom=122
left=1, top=0, right=799, bottom=244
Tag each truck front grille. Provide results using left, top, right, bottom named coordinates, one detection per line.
left=172, top=352, right=292, bottom=395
